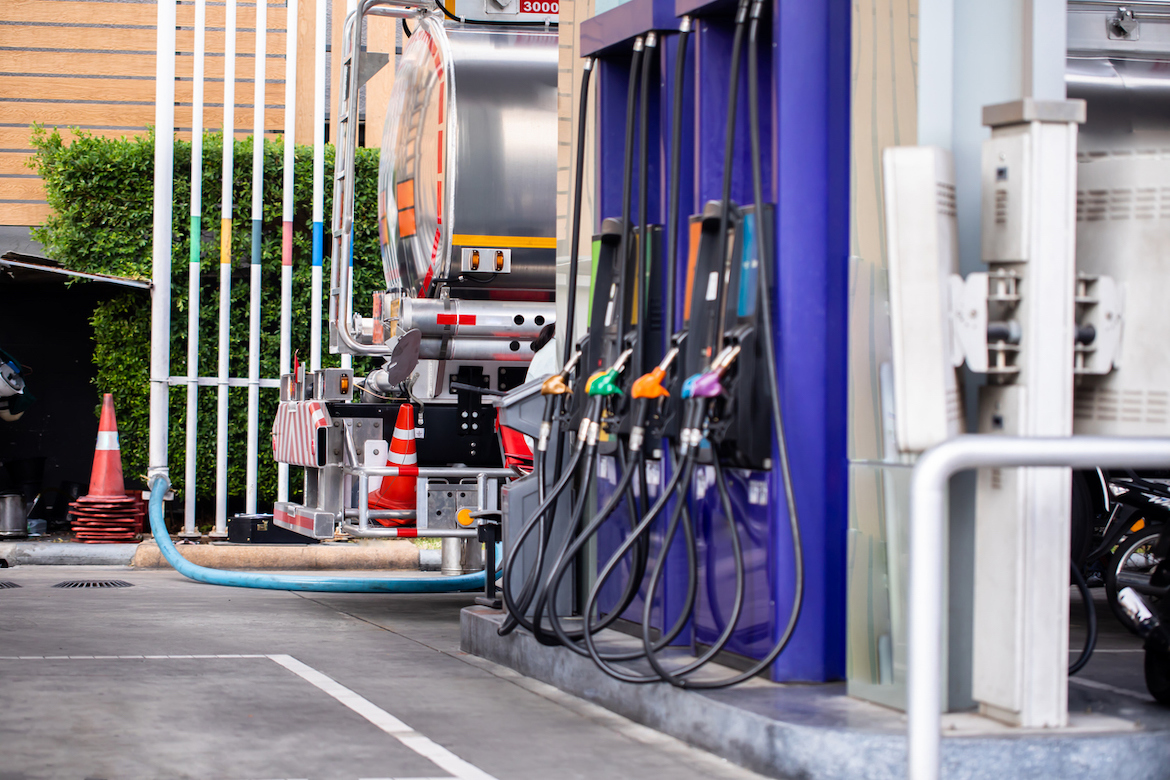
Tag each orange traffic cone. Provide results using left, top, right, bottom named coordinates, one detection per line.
left=368, top=403, right=418, bottom=525
left=88, top=394, right=125, bottom=496
left=70, top=394, right=141, bottom=543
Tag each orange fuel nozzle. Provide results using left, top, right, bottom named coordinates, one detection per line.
left=632, top=367, right=669, bottom=399
left=630, top=345, right=679, bottom=399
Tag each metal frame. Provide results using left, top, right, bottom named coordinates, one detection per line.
left=907, top=434, right=1170, bottom=780
left=346, top=464, right=515, bottom=536
left=330, top=0, right=433, bottom=359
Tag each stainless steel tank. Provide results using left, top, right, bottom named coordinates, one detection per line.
left=377, top=17, right=558, bottom=302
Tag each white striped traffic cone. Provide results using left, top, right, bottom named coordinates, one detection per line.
left=369, top=403, right=417, bottom=523
left=87, top=393, right=125, bottom=497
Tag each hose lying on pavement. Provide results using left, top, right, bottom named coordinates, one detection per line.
left=147, top=475, right=500, bottom=593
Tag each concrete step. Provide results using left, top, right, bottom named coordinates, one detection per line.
left=461, top=606, right=1170, bottom=780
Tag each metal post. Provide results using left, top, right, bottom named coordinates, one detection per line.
left=245, top=0, right=268, bottom=515
left=148, top=0, right=178, bottom=483
left=182, top=0, right=207, bottom=537
left=358, top=472, right=369, bottom=531
left=311, top=0, right=326, bottom=372
left=278, top=0, right=299, bottom=503
left=215, top=0, right=239, bottom=538
left=907, top=434, right=1170, bottom=780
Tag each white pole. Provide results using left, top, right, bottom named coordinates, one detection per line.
left=311, top=0, right=326, bottom=371
left=149, top=0, right=178, bottom=485
left=183, top=0, right=207, bottom=536
left=245, top=0, right=268, bottom=514
left=215, top=0, right=239, bottom=537
left=278, top=0, right=298, bottom=503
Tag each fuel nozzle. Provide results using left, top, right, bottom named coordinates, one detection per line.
left=540, top=348, right=583, bottom=397
left=628, top=348, right=680, bottom=452
left=631, top=346, right=680, bottom=400
left=681, top=344, right=742, bottom=400
left=586, top=347, right=635, bottom=397
left=537, top=349, right=584, bottom=451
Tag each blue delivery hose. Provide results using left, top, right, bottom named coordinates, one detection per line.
left=148, top=476, right=500, bottom=593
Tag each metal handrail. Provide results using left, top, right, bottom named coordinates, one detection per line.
left=331, top=0, right=436, bottom=357
left=908, top=434, right=1170, bottom=780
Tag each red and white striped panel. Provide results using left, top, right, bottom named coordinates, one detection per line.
left=271, top=400, right=329, bottom=467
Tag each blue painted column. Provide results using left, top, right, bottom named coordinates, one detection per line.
left=767, top=0, right=851, bottom=681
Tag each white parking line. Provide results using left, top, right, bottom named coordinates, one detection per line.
left=269, top=655, right=498, bottom=780
left=1069, top=675, right=1155, bottom=702
left=0, top=653, right=498, bottom=780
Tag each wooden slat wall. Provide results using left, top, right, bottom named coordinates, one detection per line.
left=845, top=0, right=918, bottom=689
left=1, top=0, right=294, bottom=227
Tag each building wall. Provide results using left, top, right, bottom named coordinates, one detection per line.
left=555, top=0, right=596, bottom=353
left=845, top=0, right=918, bottom=691
left=0, top=0, right=303, bottom=229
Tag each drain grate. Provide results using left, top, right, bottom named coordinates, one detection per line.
left=0, top=581, right=21, bottom=589
left=52, top=580, right=134, bottom=589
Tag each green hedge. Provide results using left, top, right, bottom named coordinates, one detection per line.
left=29, top=127, right=383, bottom=508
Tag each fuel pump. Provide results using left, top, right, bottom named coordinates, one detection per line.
left=498, top=0, right=806, bottom=688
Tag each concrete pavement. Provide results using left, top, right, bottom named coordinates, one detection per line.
left=0, top=564, right=768, bottom=780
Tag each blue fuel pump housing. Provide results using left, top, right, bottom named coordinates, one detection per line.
left=580, top=0, right=849, bottom=683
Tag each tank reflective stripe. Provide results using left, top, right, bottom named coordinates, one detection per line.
left=435, top=314, right=477, bottom=326
left=96, top=432, right=120, bottom=451
left=451, top=234, right=557, bottom=249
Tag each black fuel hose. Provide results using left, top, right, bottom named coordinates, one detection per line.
left=583, top=450, right=699, bottom=682
left=529, top=436, right=601, bottom=645
left=672, top=0, right=804, bottom=689
left=498, top=406, right=590, bottom=635
left=507, top=53, right=594, bottom=626
left=613, top=39, right=644, bottom=367
left=562, top=59, right=595, bottom=367
left=632, top=34, right=657, bottom=516
left=498, top=394, right=561, bottom=635
left=663, top=18, right=691, bottom=337
left=543, top=419, right=699, bottom=661
left=709, top=0, right=751, bottom=349
left=633, top=32, right=655, bottom=383
left=579, top=399, right=708, bottom=681
left=1070, top=559, right=1098, bottom=675
left=640, top=451, right=750, bottom=683
left=536, top=445, right=654, bottom=648
left=524, top=43, right=653, bottom=647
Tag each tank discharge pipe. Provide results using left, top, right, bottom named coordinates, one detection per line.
left=147, top=476, right=500, bottom=593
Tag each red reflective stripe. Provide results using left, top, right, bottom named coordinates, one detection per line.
left=396, top=528, right=418, bottom=538
left=458, top=314, right=476, bottom=325
left=436, top=313, right=457, bottom=325
left=395, top=465, right=419, bottom=477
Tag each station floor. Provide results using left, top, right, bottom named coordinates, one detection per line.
left=0, top=565, right=771, bottom=780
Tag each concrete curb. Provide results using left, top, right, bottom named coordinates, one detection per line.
left=0, top=542, right=138, bottom=567
left=0, top=539, right=423, bottom=570
left=461, top=606, right=1170, bottom=780
left=131, top=539, right=420, bottom=570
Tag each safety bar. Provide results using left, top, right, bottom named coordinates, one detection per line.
left=342, top=508, right=416, bottom=520
left=908, top=434, right=1170, bottom=780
